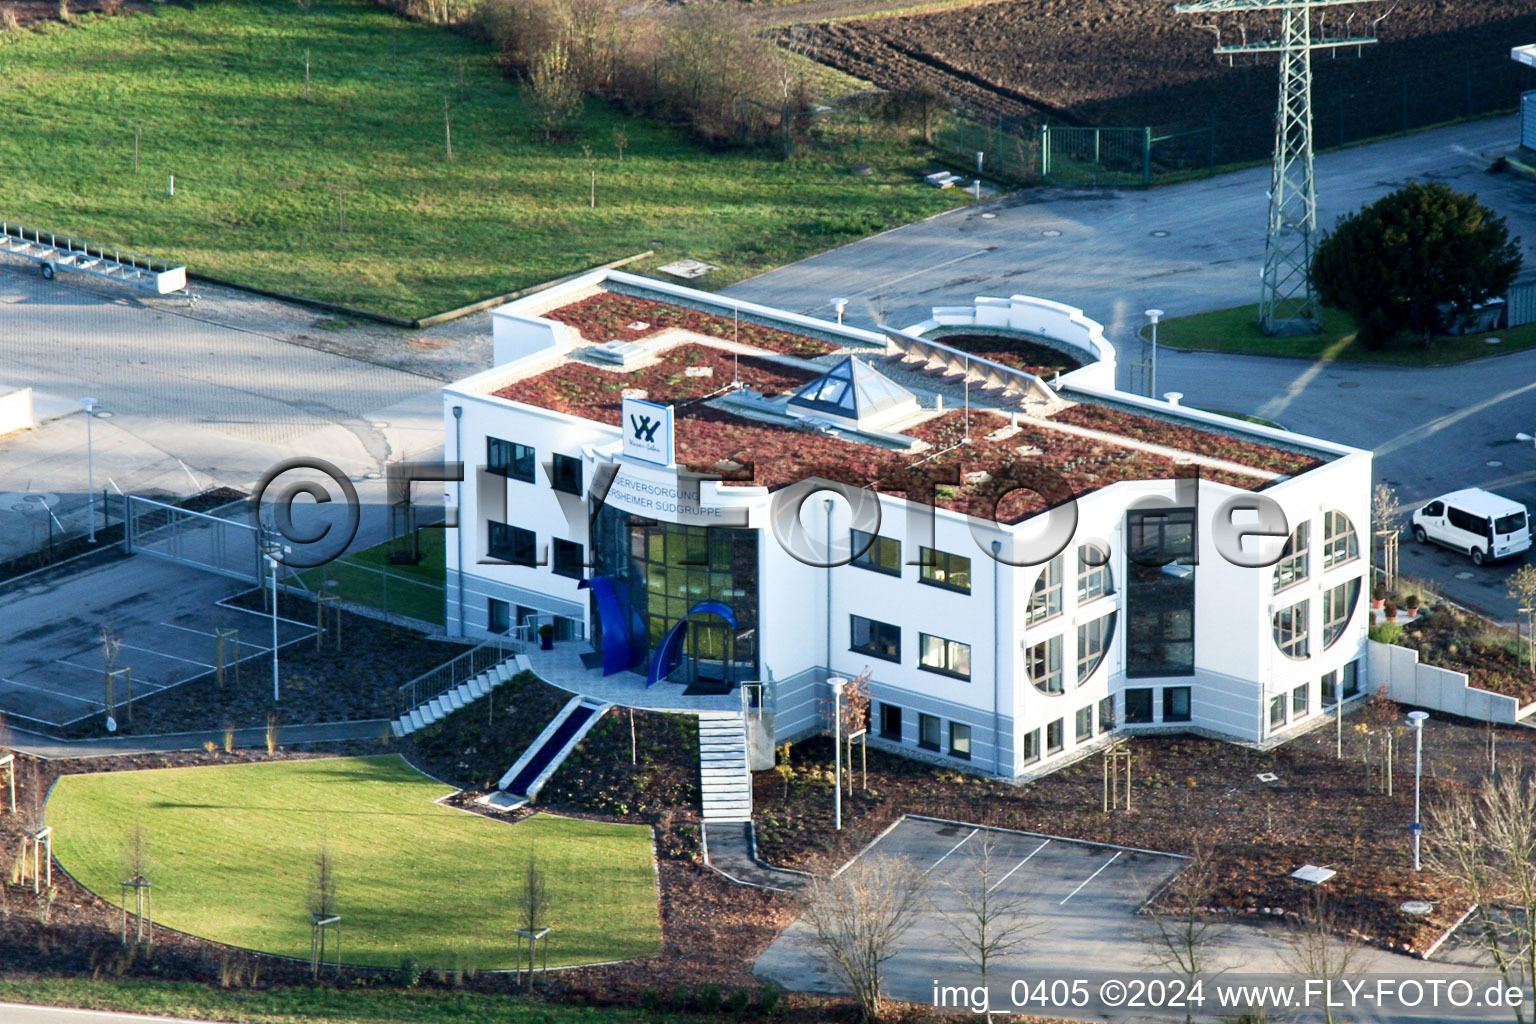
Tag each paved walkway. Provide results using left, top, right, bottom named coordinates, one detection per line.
left=11, top=719, right=390, bottom=760
left=0, top=1004, right=233, bottom=1024
left=704, top=820, right=809, bottom=890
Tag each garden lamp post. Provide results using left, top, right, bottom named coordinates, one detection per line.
left=829, top=676, right=846, bottom=831
left=80, top=397, right=98, bottom=542
left=1408, top=710, right=1428, bottom=871
left=832, top=298, right=848, bottom=326
left=1144, top=309, right=1163, bottom=399
left=263, top=536, right=288, bottom=702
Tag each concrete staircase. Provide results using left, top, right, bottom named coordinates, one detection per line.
left=477, top=695, right=612, bottom=812
left=698, top=711, right=752, bottom=822
left=390, top=653, right=531, bottom=737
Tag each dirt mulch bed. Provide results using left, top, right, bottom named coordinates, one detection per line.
left=807, top=3, right=1536, bottom=166
left=752, top=720, right=1525, bottom=954
left=0, top=0, right=148, bottom=31
left=1389, top=601, right=1536, bottom=706
left=61, top=591, right=466, bottom=739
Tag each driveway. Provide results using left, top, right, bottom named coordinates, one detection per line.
left=726, top=115, right=1536, bottom=619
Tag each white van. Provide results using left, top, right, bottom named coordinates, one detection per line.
left=1410, top=488, right=1531, bottom=565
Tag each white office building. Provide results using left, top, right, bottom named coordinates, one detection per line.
left=440, top=270, right=1372, bottom=779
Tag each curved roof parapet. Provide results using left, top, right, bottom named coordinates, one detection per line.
left=902, top=293, right=1116, bottom=391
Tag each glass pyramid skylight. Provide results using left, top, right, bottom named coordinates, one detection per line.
left=787, top=357, right=916, bottom=425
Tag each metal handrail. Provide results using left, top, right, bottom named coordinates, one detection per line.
left=1, top=219, right=177, bottom=274
left=395, top=635, right=521, bottom=714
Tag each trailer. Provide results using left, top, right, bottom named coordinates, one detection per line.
left=0, top=220, right=186, bottom=294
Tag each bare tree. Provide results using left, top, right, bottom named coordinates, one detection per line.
left=517, top=853, right=550, bottom=979
left=1426, top=768, right=1536, bottom=1023
left=819, top=668, right=871, bottom=793
left=309, top=844, right=337, bottom=921
left=1144, top=843, right=1228, bottom=1024
left=936, top=831, right=1034, bottom=979
left=528, top=41, right=583, bottom=141
left=1508, top=565, right=1536, bottom=674
left=803, top=854, right=928, bottom=1022
left=1282, top=891, right=1365, bottom=1024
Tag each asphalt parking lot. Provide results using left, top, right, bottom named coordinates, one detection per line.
left=755, top=816, right=1187, bottom=1007
left=0, top=554, right=314, bottom=728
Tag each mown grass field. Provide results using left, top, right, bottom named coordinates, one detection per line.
left=47, top=755, right=660, bottom=968
left=0, top=0, right=965, bottom=318
left=299, top=528, right=446, bottom=624
left=1158, top=303, right=1536, bottom=365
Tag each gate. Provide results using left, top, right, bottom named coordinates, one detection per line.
left=1041, top=125, right=1150, bottom=187
left=124, top=495, right=262, bottom=583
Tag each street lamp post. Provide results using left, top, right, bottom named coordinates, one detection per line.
left=1408, top=710, right=1428, bottom=871
left=829, top=676, right=846, bottom=831
left=832, top=298, right=848, bottom=326
left=264, top=538, right=287, bottom=702
left=1144, top=309, right=1164, bottom=399
left=80, top=397, right=99, bottom=542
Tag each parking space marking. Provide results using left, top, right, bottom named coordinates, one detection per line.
left=1060, top=851, right=1122, bottom=905
left=159, top=622, right=222, bottom=639
left=988, top=838, right=1051, bottom=894
left=118, top=643, right=214, bottom=669
left=924, top=828, right=979, bottom=875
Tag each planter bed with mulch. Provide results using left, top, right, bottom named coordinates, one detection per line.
left=751, top=718, right=1520, bottom=954
left=542, top=291, right=839, bottom=358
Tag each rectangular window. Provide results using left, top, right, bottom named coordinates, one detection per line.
left=1274, top=600, right=1310, bottom=660
left=1342, top=659, right=1360, bottom=700
left=1162, top=686, right=1192, bottom=722
left=1025, top=554, right=1064, bottom=625
left=1076, top=614, right=1115, bottom=684
left=919, top=546, right=972, bottom=594
left=488, top=521, right=537, bottom=566
left=1274, top=522, right=1311, bottom=592
left=1021, top=729, right=1040, bottom=764
left=880, top=703, right=902, bottom=741
left=1098, top=696, right=1115, bottom=733
left=1125, top=509, right=1196, bottom=677
left=918, top=713, right=941, bottom=751
left=552, top=538, right=585, bottom=579
left=1026, top=636, right=1063, bottom=694
left=1124, top=687, right=1153, bottom=724
left=851, top=529, right=901, bottom=576
left=1077, top=544, right=1112, bottom=602
left=1075, top=706, right=1093, bottom=742
left=1321, top=669, right=1338, bottom=707
left=1269, top=694, right=1287, bottom=728
left=551, top=453, right=583, bottom=495
left=950, top=722, right=972, bottom=760
left=488, top=437, right=535, bottom=482
left=919, top=633, right=971, bottom=680
left=487, top=598, right=510, bottom=634
left=1293, top=683, right=1309, bottom=717
left=1323, top=510, right=1358, bottom=568
left=851, top=615, right=901, bottom=663
left=1323, top=579, right=1360, bottom=647
left=1046, top=718, right=1064, bottom=754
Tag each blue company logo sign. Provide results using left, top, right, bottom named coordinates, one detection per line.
left=621, top=397, right=674, bottom=467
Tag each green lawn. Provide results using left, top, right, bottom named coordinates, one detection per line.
left=47, top=755, right=660, bottom=969
left=1157, top=303, right=1536, bottom=365
left=0, top=1, right=965, bottom=318
left=0, top=979, right=731, bottom=1024
left=299, top=529, right=445, bottom=624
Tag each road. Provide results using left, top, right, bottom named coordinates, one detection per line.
left=727, top=114, right=1536, bottom=619
left=0, top=1004, right=229, bottom=1024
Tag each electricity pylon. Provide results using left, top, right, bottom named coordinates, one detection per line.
left=1174, top=0, right=1381, bottom=335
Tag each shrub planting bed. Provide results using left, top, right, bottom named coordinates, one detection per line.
left=543, top=292, right=839, bottom=358
left=1386, top=602, right=1536, bottom=705
left=1050, top=403, right=1323, bottom=476
left=751, top=720, right=1526, bottom=954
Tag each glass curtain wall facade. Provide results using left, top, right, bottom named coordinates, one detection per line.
left=591, top=505, right=760, bottom=681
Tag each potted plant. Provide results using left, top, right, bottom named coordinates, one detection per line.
left=1371, top=584, right=1386, bottom=610
left=1404, top=594, right=1420, bottom=616
left=538, top=624, right=555, bottom=651
left=1383, top=599, right=1397, bottom=621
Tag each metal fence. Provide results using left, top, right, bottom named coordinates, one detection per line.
left=124, top=494, right=262, bottom=583
left=302, top=555, right=446, bottom=626
left=395, top=634, right=521, bottom=715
